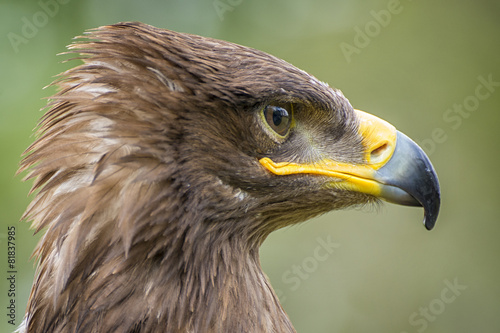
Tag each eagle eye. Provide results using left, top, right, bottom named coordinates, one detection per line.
left=263, top=104, right=292, bottom=137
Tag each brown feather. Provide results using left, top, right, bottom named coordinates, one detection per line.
left=19, top=22, right=368, bottom=332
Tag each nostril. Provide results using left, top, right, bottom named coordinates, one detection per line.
left=370, top=143, right=389, bottom=163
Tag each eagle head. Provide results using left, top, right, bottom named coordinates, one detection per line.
left=19, top=22, right=440, bottom=333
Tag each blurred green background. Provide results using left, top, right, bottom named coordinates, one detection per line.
left=1, top=1, right=499, bottom=332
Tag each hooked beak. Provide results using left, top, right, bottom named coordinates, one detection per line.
left=259, top=109, right=441, bottom=230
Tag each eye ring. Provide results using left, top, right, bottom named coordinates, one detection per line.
left=262, top=104, right=292, bottom=137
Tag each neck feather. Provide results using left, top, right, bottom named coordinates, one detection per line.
left=22, top=173, right=295, bottom=332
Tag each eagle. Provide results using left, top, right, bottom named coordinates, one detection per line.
left=18, top=22, right=440, bottom=333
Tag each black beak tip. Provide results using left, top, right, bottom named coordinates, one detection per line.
left=423, top=202, right=439, bottom=230
left=411, top=150, right=441, bottom=231
left=377, top=131, right=441, bottom=230
left=422, top=179, right=441, bottom=231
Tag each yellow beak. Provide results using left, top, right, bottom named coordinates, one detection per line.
left=259, top=110, right=441, bottom=230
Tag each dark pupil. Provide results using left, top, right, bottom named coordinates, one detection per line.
left=273, top=108, right=287, bottom=126
left=266, top=105, right=290, bottom=135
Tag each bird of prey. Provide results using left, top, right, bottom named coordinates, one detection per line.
left=18, top=22, right=440, bottom=333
